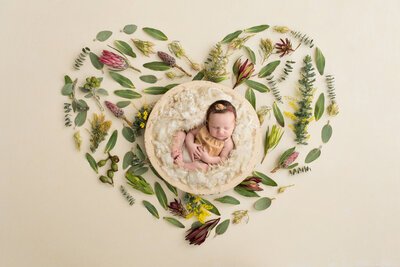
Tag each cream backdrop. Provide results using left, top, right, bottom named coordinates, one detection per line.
left=1, top=0, right=399, bottom=266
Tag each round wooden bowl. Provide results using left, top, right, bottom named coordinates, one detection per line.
left=144, top=81, right=261, bottom=195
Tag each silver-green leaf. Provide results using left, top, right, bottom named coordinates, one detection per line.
left=254, top=197, right=272, bottom=211
left=117, top=101, right=131, bottom=108
left=114, top=40, right=136, bottom=58
left=214, top=196, right=240, bottom=205
left=109, top=72, right=135, bottom=89
left=245, top=88, right=256, bottom=110
left=221, top=30, right=243, bottom=43
left=123, top=24, right=137, bottom=34
left=114, top=90, right=142, bottom=99
left=273, top=102, right=285, bottom=127
left=104, top=130, right=117, bottom=153
left=96, top=30, right=112, bottom=42
left=321, top=121, right=332, bottom=143
left=315, top=47, right=325, bottom=75
left=244, top=46, right=256, bottom=63
left=89, top=52, right=103, bottom=70
left=305, top=148, right=321, bottom=163
left=245, top=25, right=270, bottom=33
left=142, top=200, right=159, bottom=219
left=155, top=182, right=168, bottom=210
left=245, top=80, right=270, bottom=92
left=253, top=171, right=277, bottom=186
left=142, top=27, right=168, bottom=41
left=258, top=60, right=280, bottom=78
left=143, top=86, right=169, bottom=95
left=85, top=153, right=98, bottom=174
left=122, top=127, right=135, bottom=142
left=163, top=217, right=185, bottom=228
left=314, top=93, right=325, bottom=121
left=143, top=61, right=171, bottom=71
left=123, top=151, right=134, bottom=169
left=139, top=75, right=158, bottom=84
left=215, top=219, right=230, bottom=236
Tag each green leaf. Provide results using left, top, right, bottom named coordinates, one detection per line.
left=114, top=40, right=136, bottom=58
left=321, top=122, right=333, bottom=143
left=142, top=200, right=159, bottom=219
left=221, top=30, right=243, bottom=43
left=253, top=171, right=277, bottom=186
left=154, top=182, right=168, bottom=210
left=143, top=86, right=169, bottom=95
left=109, top=71, right=135, bottom=89
left=139, top=75, right=157, bottom=84
left=254, top=197, right=272, bottom=211
left=273, top=102, right=285, bottom=127
left=279, top=147, right=296, bottom=165
left=315, top=47, right=325, bottom=75
left=122, top=127, right=135, bottom=142
left=142, top=27, right=168, bottom=41
left=245, top=88, right=256, bottom=110
left=245, top=80, right=270, bottom=93
left=163, top=217, right=185, bottom=228
left=215, top=219, right=230, bottom=236
left=117, top=101, right=131, bottom=108
left=234, top=186, right=260, bottom=197
left=191, top=221, right=203, bottom=229
left=123, top=151, right=134, bottom=169
left=258, top=60, right=280, bottom=78
left=84, top=93, right=93, bottom=98
left=150, top=166, right=178, bottom=196
left=96, top=88, right=108, bottom=95
left=74, top=111, right=87, bottom=126
left=79, top=86, right=90, bottom=93
left=61, top=83, right=73, bottom=96
left=85, top=153, right=98, bottom=174
left=192, top=71, right=204, bottom=81
left=201, top=199, right=220, bottom=216
left=123, top=24, right=137, bottom=34
left=133, top=167, right=148, bottom=176
left=96, top=30, right=112, bottom=42
left=136, top=144, right=145, bottom=161
left=305, top=148, right=321, bottom=164
left=214, top=196, right=240, bottom=205
left=245, top=24, right=270, bottom=33
left=89, top=52, right=103, bottom=70
left=314, top=93, right=325, bottom=121
left=165, top=83, right=179, bottom=90
left=244, top=46, right=256, bottom=63
left=104, top=130, right=117, bottom=153
left=232, top=57, right=241, bottom=75
left=114, top=90, right=142, bottom=99
left=143, top=61, right=171, bottom=71
left=64, top=75, right=72, bottom=84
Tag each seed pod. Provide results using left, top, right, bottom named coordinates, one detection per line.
left=98, top=160, right=107, bottom=167
left=107, top=169, right=114, bottom=179
left=112, top=156, right=120, bottom=163
left=111, top=162, right=118, bottom=171
left=99, top=175, right=109, bottom=183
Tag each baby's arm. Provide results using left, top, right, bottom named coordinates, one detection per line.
left=185, top=125, right=203, bottom=162
left=198, top=138, right=234, bottom=164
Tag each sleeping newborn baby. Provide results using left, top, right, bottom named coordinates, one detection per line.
left=171, top=100, right=236, bottom=172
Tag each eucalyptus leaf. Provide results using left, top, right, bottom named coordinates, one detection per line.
left=155, top=182, right=168, bottom=210
left=234, top=186, right=260, bottom=197
left=123, top=24, right=137, bottom=34
left=139, top=75, right=157, bottom=84
left=258, top=60, right=280, bottom=78
left=133, top=167, right=148, bottom=176
left=61, top=83, right=73, bottom=95
left=96, top=88, right=108, bottom=95
left=232, top=57, right=241, bottom=75
left=149, top=165, right=163, bottom=179
left=74, top=111, right=87, bottom=126
left=214, top=196, right=240, bottom=205
left=221, top=30, right=242, bottom=43
left=192, top=71, right=204, bottom=81
left=142, top=200, right=159, bottom=219
left=96, top=30, right=112, bottom=42
left=142, top=27, right=168, bottom=41
left=135, top=144, right=145, bottom=161
left=201, top=199, right=220, bottom=216
left=64, top=75, right=72, bottom=84
left=315, top=47, right=325, bottom=75
left=122, top=127, right=135, bottom=142
left=114, top=90, right=142, bottom=99
left=272, top=102, right=285, bottom=127
left=245, top=88, right=256, bottom=110
left=322, top=122, right=333, bottom=143
left=143, top=61, right=171, bottom=71
left=117, top=101, right=131, bottom=108
left=215, top=219, right=230, bottom=236
left=123, top=151, right=134, bottom=169
left=245, top=80, right=270, bottom=93
left=305, top=148, right=321, bottom=164
left=109, top=71, right=135, bottom=89
left=143, top=86, right=169, bottom=95
left=244, top=46, right=256, bottom=63
left=254, top=197, right=272, bottom=211
left=85, top=153, right=98, bottom=174
left=84, top=93, right=93, bottom=98
left=77, top=99, right=88, bottom=108
left=80, top=86, right=90, bottom=93
left=89, top=52, right=103, bottom=70
left=314, top=93, right=325, bottom=121
left=165, top=83, right=179, bottom=90
left=104, top=130, right=117, bottom=153
left=253, top=171, right=277, bottom=186
left=163, top=217, right=185, bottom=228
left=114, top=40, right=136, bottom=58
left=245, top=24, right=270, bottom=33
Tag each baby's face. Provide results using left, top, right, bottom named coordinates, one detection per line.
left=208, top=112, right=236, bottom=141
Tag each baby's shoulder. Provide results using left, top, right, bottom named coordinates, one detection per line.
left=224, top=137, right=234, bottom=149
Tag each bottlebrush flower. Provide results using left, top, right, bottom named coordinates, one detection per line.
left=233, top=58, right=255, bottom=89
left=275, top=38, right=299, bottom=57
left=99, top=50, right=140, bottom=72
left=260, top=38, right=274, bottom=64
left=104, top=101, right=133, bottom=127
left=185, top=218, right=220, bottom=245
left=158, top=51, right=191, bottom=77
left=238, top=177, right=263, bottom=191
left=271, top=147, right=299, bottom=173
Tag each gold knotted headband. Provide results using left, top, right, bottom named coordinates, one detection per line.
left=215, top=103, right=226, bottom=111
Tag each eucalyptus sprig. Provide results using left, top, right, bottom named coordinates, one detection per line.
left=168, top=41, right=200, bottom=71
left=261, top=125, right=284, bottom=163
left=203, top=42, right=230, bottom=83
left=80, top=76, right=108, bottom=111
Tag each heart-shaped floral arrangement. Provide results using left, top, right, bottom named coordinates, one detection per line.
left=61, top=24, right=338, bottom=245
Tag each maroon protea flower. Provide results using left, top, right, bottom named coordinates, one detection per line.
left=168, top=198, right=187, bottom=218
left=275, top=38, right=298, bottom=57
left=185, top=218, right=220, bottom=245
left=238, top=177, right=263, bottom=191
left=99, top=50, right=141, bottom=72
left=233, top=58, right=255, bottom=89
left=104, top=101, right=133, bottom=127
left=271, top=151, right=299, bottom=173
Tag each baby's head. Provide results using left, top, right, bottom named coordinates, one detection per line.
left=206, top=100, right=236, bottom=141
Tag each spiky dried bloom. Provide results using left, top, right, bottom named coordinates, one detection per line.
left=233, top=58, right=255, bottom=89
left=232, top=210, right=249, bottom=224
left=168, top=198, right=188, bottom=218
left=238, top=177, right=263, bottom=191
left=260, top=38, right=274, bottom=64
left=203, top=42, right=230, bottom=83
left=261, top=125, right=284, bottom=163
left=257, top=105, right=271, bottom=125
left=273, top=26, right=290, bottom=33
left=185, top=218, right=220, bottom=245
left=327, top=101, right=339, bottom=116
left=105, top=101, right=124, bottom=118
left=99, top=50, right=128, bottom=70
left=131, top=39, right=155, bottom=57
left=276, top=38, right=298, bottom=57
left=228, top=34, right=255, bottom=50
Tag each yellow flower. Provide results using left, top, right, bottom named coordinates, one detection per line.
left=137, top=112, right=141, bottom=118
left=140, top=122, right=145, bottom=128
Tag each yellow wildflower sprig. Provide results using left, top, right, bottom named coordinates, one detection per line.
left=131, top=103, right=153, bottom=139
left=184, top=194, right=213, bottom=224
left=88, top=113, right=112, bottom=153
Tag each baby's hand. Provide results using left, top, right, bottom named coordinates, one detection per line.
left=187, top=143, right=202, bottom=162
left=197, top=147, right=210, bottom=163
